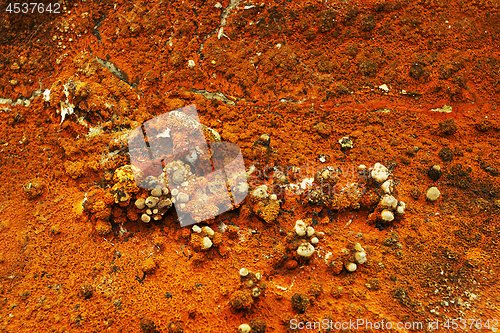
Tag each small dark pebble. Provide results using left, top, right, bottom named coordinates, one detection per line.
left=291, top=293, right=310, bottom=313
left=167, top=321, right=184, bottom=333
left=406, top=146, right=419, bottom=157
left=439, top=119, right=457, bottom=135
left=79, top=283, right=93, bottom=300
left=439, top=147, right=454, bottom=161
left=476, top=120, right=491, bottom=132
left=427, top=165, right=442, bottom=181
left=250, top=318, right=267, bottom=333
left=480, top=161, right=499, bottom=176
left=140, top=318, right=156, bottom=333
left=409, top=63, right=426, bottom=79
left=367, top=278, right=381, bottom=290
left=410, top=187, right=422, bottom=200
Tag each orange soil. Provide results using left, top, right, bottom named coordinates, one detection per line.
left=0, top=0, right=499, bottom=332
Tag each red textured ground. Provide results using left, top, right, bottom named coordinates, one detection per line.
left=0, top=0, right=499, bottom=332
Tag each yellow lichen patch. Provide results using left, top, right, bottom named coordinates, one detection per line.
left=142, top=257, right=157, bottom=273
left=86, top=159, right=101, bottom=172
left=254, top=199, right=280, bottom=224
left=95, top=219, right=112, bottom=235
left=230, top=289, right=254, bottom=310
left=190, top=234, right=202, bottom=250
left=112, top=165, right=140, bottom=195
left=63, top=160, right=85, bottom=179
left=212, top=232, right=223, bottom=246
left=94, top=207, right=111, bottom=220
left=327, top=193, right=352, bottom=211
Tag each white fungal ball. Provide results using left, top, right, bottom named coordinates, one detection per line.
left=269, top=194, right=277, bottom=201
left=380, top=195, right=398, bottom=209
left=201, top=226, right=215, bottom=236
left=135, top=198, right=146, bottom=209
left=296, top=243, right=315, bottom=258
left=171, top=188, right=179, bottom=196
left=396, top=201, right=406, bottom=214
left=381, top=210, right=395, bottom=222
left=141, top=214, right=151, bottom=223
left=380, top=179, right=394, bottom=194
left=151, top=185, right=163, bottom=197
left=310, top=237, right=319, bottom=245
left=145, top=196, right=159, bottom=208
left=177, top=192, right=190, bottom=203
left=192, top=225, right=202, bottom=233
left=306, top=226, right=315, bottom=237
left=238, top=324, right=251, bottom=333
left=426, top=187, right=441, bottom=201
left=371, top=163, right=389, bottom=182
left=239, top=268, right=249, bottom=277
left=201, top=237, right=213, bottom=250
left=354, top=242, right=365, bottom=252
left=294, top=220, right=307, bottom=236
left=252, top=185, right=268, bottom=199
left=355, top=251, right=367, bottom=264
left=346, top=262, right=357, bottom=272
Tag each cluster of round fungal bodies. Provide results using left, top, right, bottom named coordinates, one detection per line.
left=230, top=268, right=266, bottom=311
left=134, top=185, right=172, bottom=223
left=345, top=242, right=367, bottom=273
left=363, top=163, right=405, bottom=223
left=250, top=185, right=281, bottom=224
left=190, top=225, right=219, bottom=250
left=293, top=220, right=324, bottom=259
left=158, top=160, right=194, bottom=210
left=239, top=268, right=264, bottom=298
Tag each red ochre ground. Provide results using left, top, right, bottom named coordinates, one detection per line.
left=1, top=0, right=500, bottom=332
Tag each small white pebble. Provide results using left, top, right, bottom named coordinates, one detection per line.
left=306, top=226, right=315, bottom=237
left=192, top=225, right=202, bottom=233
left=239, top=268, right=249, bottom=277
left=310, top=237, right=319, bottom=245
